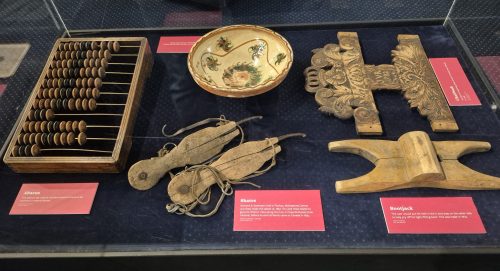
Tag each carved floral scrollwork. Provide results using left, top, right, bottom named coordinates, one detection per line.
left=392, top=42, right=454, bottom=121
left=304, top=40, right=379, bottom=125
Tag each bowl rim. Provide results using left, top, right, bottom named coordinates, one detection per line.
left=187, top=24, right=294, bottom=98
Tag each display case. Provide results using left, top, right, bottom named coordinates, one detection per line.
left=0, top=0, right=499, bottom=270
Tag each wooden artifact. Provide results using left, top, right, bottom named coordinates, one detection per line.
left=3, top=38, right=153, bottom=173
left=128, top=116, right=262, bottom=191
left=166, top=133, right=306, bottom=217
left=329, top=131, right=500, bottom=193
left=188, top=25, right=293, bottom=98
left=304, top=32, right=458, bottom=135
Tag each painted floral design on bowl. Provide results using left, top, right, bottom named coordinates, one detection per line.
left=188, top=25, right=293, bottom=98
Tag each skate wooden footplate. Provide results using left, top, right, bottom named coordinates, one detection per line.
left=3, top=37, right=153, bottom=173
left=305, top=32, right=458, bottom=135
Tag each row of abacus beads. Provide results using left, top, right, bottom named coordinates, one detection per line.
left=36, top=87, right=101, bottom=100
left=31, top=98, right=99, bottom=111
left=42, top=77, right=123, bottom=89
left=47, top=66, right=132, bottom=79
left=58, top=41, right=120, bottom=53
left=13, top=144, right=114, bottom=157
left=17, top=131, right=83, bottom=146
left=22, top=120, right=119, bottom=134
left=50, top=57, right=112, bottom=70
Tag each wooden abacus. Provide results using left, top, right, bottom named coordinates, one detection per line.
left=3, top=37, right=153, bottom=173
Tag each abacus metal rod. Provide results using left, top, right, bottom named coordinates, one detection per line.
left=57, top=113, right=123, bottom=116
left=41, top=149, right=113, bottom=154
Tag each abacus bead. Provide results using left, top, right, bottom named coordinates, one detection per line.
left=39, top=109, right=46, bottom=121
left=77, top=132, right=87, bottom=145
left=66, top=121, right=73, bottom=132
left=28, top=110, right=35, bottom=121
left=68, top=98, right=76, bottom=111
left=79, top=67, right=85, bottom=78
left=86, top=88, right=92, bottom=99
left=35, top=133, right=42, bottom=145
left=12, top=146, right=19, bottom=157
left=85, top=67, right=92, bottom=77
left=69, top=78, right=75, bottom=87
left=71, top=121, right=78, bottom=132
left=100, top=41, right=106, bottom=49
left=31, top=144, right=41, bottom=157
left=91, top=67, right=98, bottom=78
left=80, top=88, right=86, bottom=98
left=107, top=41, right=113, bottom=52
left=98, top=67, right=106, bottom=78
left=79, top=42, right=84, bottom=51
left=50, top=99, right=57, bottom=109
left=104, top=50, right=111, bottom=60
left=42, top=89, right=48, bottom=99
left=88, top=98, right=97, bottom=111
left=62, top=99, right=68, bottom=110
left=34, top=121, right=41, bottom=133
left=41, top=121, right=48, bottom=133
left=49, top=88, right=56, bottom=98
left=86, top=50, right=92, bottom=59
left=112, top=41, right=120, bottom=53
left=94, top=77, right=102, bottom=89
left=98, top=50, right=105, bottom=59
left=54, top=132, right=61, bottom=146
left=66, top=88, right=72, bottom=98
left=17, top=145, right=24, bottom=156
left=58, top=43, right=64, bottom=51
left=89, top=58, right=95, bottom=68
left=101, top=58, right=108, bottom=69
left=38, top=99, right=44, bottom=109
left=78, top=121, right=86, bottom=132
left=61, top=59, right=67, bottom=69
left=41, top=133, right=47, bottom=145
left=17, top=133, right=24, bottom=144
left=92, top=50, right=99, bottom=59
left=65, top=51, right=71, bottom=59
left=51, top=68, right=57, bottom=78
left=22, top=122, right=30, bottom=132
left=67, top=132, right=75, bottom=145
left=47, top=133, right=54, bottom=145
left=43, top=99, right=50, bottom=109
left=71, top=51, right=76, bottom=59
left=23, top=133, right=30, bottom=145
left=92, top=88, right=100, bottom=99
left=94, top=58, right=101, bottom=68
left=64, top=43, right=69, bottom=51
left=33, top=99, right=39, bottom=110
left=59, top=51, right=65, bottom=60
left=37, top=88, right=43, bottom=98
left=87, top=78, right=94, bottom=88
left=29, top=121, right=36, bottom=133
left=53, top=121, right=60, bottom=132
left=82, top=98, right=89, bottom=111
left=75, top=98, right=82, bottom=111
left=63, top=68, right=69, bottom=78
left=45, top=109, right=55, bottom=120
left=59, top=121, right=66, bottom=132
left=82, top=78, right=88, bottom=88
left=47, top=121, right=53, bottom=132
left=57, top=78, right=63, bottom=88
left=72, top=88, right=79, bottom=98
left=60, top=132, right=67, bottom=146
left=57, top=99, right=62, bottom=110
left=91, top=41, right=98, bottom=50
left=29, top=133, right=36, bottom=144
left=84, top=58, right=90, bottom=68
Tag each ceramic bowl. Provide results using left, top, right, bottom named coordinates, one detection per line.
left=187, top=25, right=293, bottom=98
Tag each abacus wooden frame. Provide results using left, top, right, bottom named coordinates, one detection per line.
left=2, top=37, right=153, bottom=173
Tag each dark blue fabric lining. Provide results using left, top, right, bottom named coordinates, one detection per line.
left=0, top=25, right=499, bottom=253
